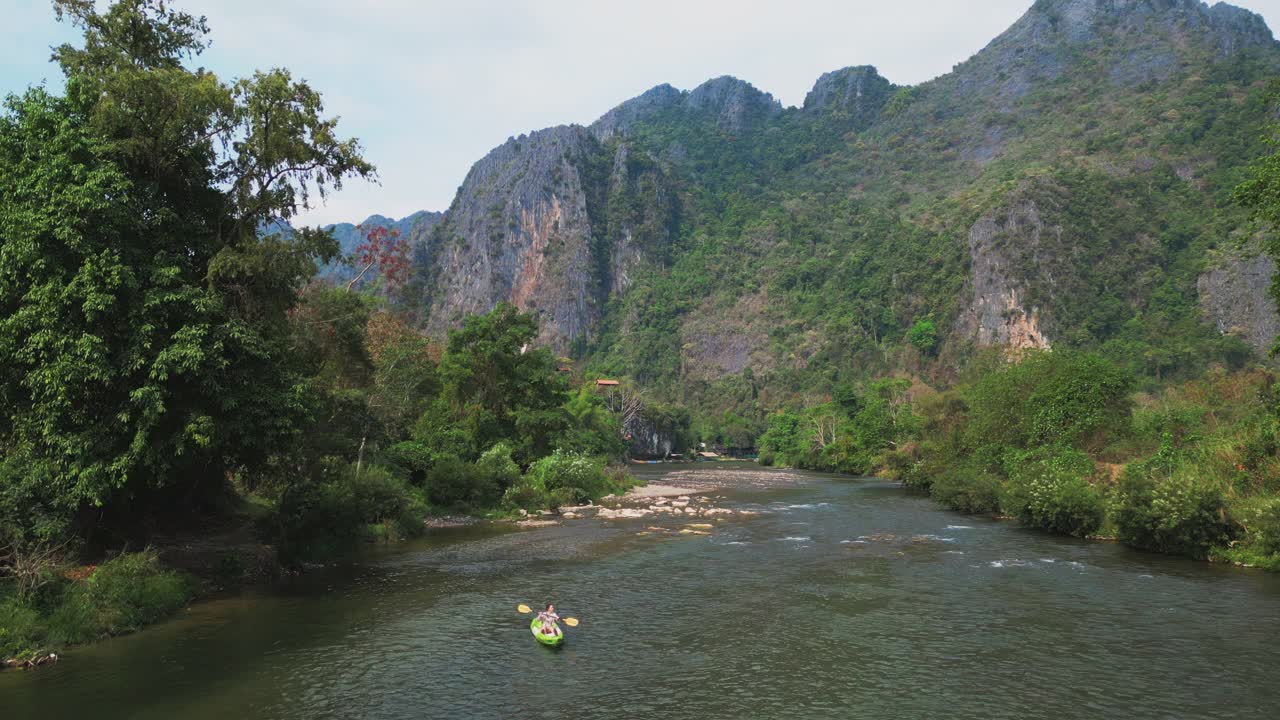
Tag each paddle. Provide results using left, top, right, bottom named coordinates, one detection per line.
left=517, top=604, right=580, bottom=627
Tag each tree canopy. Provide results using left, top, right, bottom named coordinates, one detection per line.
left=0, top=0, right=373, bottom=540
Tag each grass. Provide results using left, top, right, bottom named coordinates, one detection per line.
left=0, top=548, right=197, bottom=662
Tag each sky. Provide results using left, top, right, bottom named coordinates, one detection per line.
left=4, top=0, right=1280, bottom=226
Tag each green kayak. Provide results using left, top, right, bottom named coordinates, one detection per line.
left=530, top=618, right=564, bottom=647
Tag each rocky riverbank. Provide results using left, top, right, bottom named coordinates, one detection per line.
left=514, top=467, right=816, bottom=528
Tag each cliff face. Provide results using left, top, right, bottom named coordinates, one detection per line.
left=802, top=66, right=895, bottom=129
left=958, top=199, right=1054, bottom=352
left=1199, top=248, right=1280, bottom=358
left=409, top=126, right=677, bottom=351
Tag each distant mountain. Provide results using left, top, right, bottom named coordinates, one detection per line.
left=391, top=0, right=1280, bottom=416
left=262, top=212, right=443, bottom=286
left=316, top=211, right=443, bottom=285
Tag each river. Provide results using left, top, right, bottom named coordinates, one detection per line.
left=3, top=465, right=1279, bottom=719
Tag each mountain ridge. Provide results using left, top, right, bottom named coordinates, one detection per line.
left=335, top=0, right=1280, bottom=422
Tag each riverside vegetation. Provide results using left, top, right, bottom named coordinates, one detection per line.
left=756, top=350, right=1280, bottom=571
left=0, top=1, right=630, bottom=663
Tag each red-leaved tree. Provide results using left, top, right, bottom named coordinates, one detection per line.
left=347, top=224, right=411, bottom=294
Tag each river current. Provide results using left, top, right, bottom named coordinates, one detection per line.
left=4, top=465, right=1279, bottom=719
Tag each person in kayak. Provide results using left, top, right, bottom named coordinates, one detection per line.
left=536, top=603, right=561, bottom=635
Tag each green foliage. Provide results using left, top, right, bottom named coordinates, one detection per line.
left=755, top=379, right=921, bottom=474
left=0, top=548, right=195, bottom=658
left=381, top=441, right=437, bottom=486
left=1001, top=447, right=1105, bottom=537
left=908, top=361, right=1280, bottom=563
left=0, top=596, right=42, bottom=659
left=0, top=0, right=372, bottom=542
left=907, top=318, right=939, bottom=356
left=824, top=379, right=920, bottom=474
left=86, top=549, right=197, bottom=633
left=438, top=303, right=569, bottom=462
left=273, top=462, right=431, bottom=562
left=501, top=481, right=552, bottom=513
left=475, top=443, right=522, bottom=491
left=558, top=388, right=625, bottom=457
left=524, top=450, right=616, bottom=504
left=1112, top=469, right=1235, bottom=559
left=1254, top=498, right=1280, bottom=556
left=965, top=351, right=1134, bottom=450
left=910, top=352, right=1142, bottom=540
left=424, top=456, right=499, bottom=511
left=758, top=412, right=810, bottom=467
left=930, top=465, right=1003, bottom=514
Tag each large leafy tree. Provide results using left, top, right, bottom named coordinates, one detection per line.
left=0, top=0, right=373, bottom=539
left=435, top=304, right=569, bottom=462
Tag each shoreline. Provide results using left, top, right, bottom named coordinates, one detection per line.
left=5, top=467, right=809, bottom=671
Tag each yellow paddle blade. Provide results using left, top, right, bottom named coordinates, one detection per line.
left=563, top=617, right=579, bottom=627
left=517, top=604, right=532, bottom=614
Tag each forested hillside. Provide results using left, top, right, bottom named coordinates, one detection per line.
left=386, top=0, right=1280, bottom=449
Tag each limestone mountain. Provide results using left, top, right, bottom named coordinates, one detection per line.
left=394, top=0, right=1279, bottom=421
left=403, top=125, right=678, bottom=349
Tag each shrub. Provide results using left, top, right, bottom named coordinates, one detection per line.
left=501, top=481, right=550, bottom=512
left=475, top=443, right=522, bottom=491
left=907, top=318, right=939, bottom=356
left=349, top=465, right=412, bottom=524
left=603, top=464, right=637, bottom=493
left=1225, top=495, right=1280, bottom=562
left=274, top=463, right=425, bottom=562
left=87, top=550, right=196, bottom=633
left=1255, top=498, right=1280, bottom=555
left=964, top=351, right=1134, bottom=450
left=930, top=465, right=1002, bottom=514
left=1002, top=447, right=1105, bottom=537
left=275, top=479, right=364, bottom=564
left=1113, top=470, right=1235, bottom=558
left=394, top=493, right=431, bottom=538
left=525, top=451, right=613, bottom=503
left=426, top=455, right=500, bottom=510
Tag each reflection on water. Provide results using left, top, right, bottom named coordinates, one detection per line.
left=4, top=468, right=1280, bottom=719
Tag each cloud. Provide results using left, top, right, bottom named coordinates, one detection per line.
left=4, top=0, right=1280, bottom=226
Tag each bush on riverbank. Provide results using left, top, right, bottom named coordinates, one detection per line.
left=500, top=451, right=634, bottom=512
left=897, top=359, right=1280, bottom=568
left=1001, top=447, right=1106, bottom=538
left=273, top=462, right=435, bottom=564
left=0, top=549, right=196, bottom=661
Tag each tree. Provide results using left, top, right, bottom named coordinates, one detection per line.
left=347, top=225, right=412, bottom=294
left=0, top=0, right=373, bottom=539
left=560, top=387, right=624, bottom=457
left=435, top=304, right=569, bottom=461
left=907, top=318, right=939, bottom=357
left=758, top=411, right=810, bottom=466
